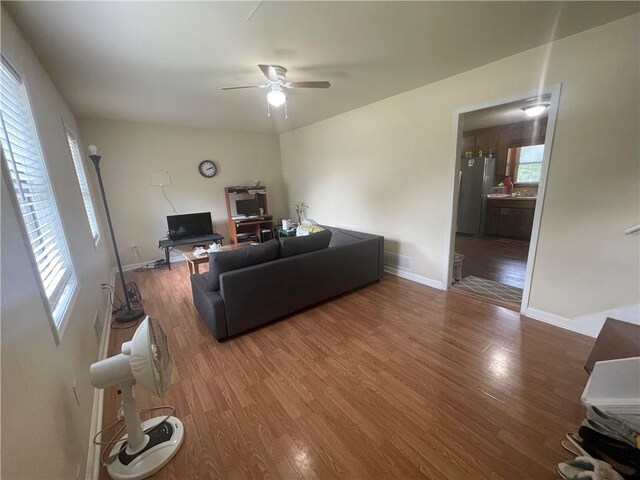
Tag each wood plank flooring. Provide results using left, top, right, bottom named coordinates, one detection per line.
left=100, top=263, right=593, bottom=479
left=454, top=234, right=530, bottom=289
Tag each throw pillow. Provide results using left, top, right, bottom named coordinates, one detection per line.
left=296, top=224, right=326, bottom=236
left=279, top=228, right=332, bottom=258
left=205, top=239, right=280, bottom=291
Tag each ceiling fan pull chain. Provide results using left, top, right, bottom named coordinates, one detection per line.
left=284, top=98, right=288, bottom=119
left=267, top=99, right=271, bottom=117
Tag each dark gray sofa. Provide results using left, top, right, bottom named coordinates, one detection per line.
left=190, top=226, right=384, bottom=340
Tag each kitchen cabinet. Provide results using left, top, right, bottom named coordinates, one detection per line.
left=485, top=198, right=536, bottom=240
left=461, top=131, right=499, bottom=158
left=463, top=118, right=547, bottom=179
left=475, top=131, right=499, bottom=157
left=461, top=134, right=476, bottom=158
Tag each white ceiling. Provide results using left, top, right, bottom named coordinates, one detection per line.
left=463, top=94, right=551, bottom=132
left=4, top=1, right=638, bottom=134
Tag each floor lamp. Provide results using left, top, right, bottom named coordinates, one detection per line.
left=88, top=145, right=145, bottom=323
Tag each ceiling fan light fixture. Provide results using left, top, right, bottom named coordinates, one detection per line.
left=267, top=87, right=286, bottom=107
left=522, top=103, right=549, bottom=118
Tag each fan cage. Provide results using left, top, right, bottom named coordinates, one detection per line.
left=148, top=317, right=172, bottom=396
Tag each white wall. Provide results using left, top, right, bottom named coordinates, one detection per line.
left=1, top=8, right=114, bottom=479
left=280, top=14, right=640, bottom=323
left=78, top=119, right=287, bottom=266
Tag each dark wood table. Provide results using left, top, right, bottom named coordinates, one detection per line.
left=158, top=233, right=224, bottom=269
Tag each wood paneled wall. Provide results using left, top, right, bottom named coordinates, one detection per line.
left=463, top=117, right=548, bottom=182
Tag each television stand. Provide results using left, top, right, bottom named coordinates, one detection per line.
left=158, top=233, right=224, bottom=270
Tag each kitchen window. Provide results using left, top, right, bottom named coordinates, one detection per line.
left=0, top=57, right=77, bottom=340
left=65, top=127, right=100, bottom=245
left=509, top=144, right=545, bottom=184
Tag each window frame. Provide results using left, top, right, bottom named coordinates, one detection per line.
left=64, top=123, right=101, bottom=248
left=0, top=55, right=78, bottom=344
left=507, top=140, right=545, bottom=187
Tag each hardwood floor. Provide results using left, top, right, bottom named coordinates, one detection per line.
left=454, top=234, right=530, bottom=289
left=100, top=263, right=593, bottom=479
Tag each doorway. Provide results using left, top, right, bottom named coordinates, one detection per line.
left=443, top=86, right=561, bottom=312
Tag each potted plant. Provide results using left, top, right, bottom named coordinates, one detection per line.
left=293, top=201, right=309, bottom=224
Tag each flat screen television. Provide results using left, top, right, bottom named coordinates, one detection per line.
left=167, top=212, right=213, bottom=240
left=235, top=198, right=259, bottom=215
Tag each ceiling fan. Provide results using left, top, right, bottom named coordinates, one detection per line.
left=222, top=64, right=330, bottom=117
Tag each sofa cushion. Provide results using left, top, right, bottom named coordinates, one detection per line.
left=206, top=239, right=280, bottom=291
left=279, top=228, right=332, bottom=258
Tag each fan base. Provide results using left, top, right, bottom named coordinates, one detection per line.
left=114, top=307, right=145, bottom=324
left=107, top=416, right=184, bottom=480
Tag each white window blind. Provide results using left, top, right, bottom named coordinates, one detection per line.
left=66, top=128, right=100, bottom=243
left=0, top=58, right=77, bottom=329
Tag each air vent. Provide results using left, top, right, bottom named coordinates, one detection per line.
left=384, top=251, right=413, bottom=272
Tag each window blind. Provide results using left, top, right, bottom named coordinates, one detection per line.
left=66, top=128, right=100, bottom=243
left=0, top=59, right=76, bottom=326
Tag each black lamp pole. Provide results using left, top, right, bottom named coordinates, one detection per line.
left=88, top=146, right=144, bottom=323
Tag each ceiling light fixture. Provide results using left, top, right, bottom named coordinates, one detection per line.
left=222, top=65, right=330, bottom=119
left=522, top=103, right=549, bottom=118
left=267, top=86, right=286, bottom=107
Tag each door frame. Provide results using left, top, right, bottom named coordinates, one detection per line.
left=441, top=84, right=562, bottom=314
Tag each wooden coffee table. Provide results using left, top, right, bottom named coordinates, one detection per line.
left=183, top=242, right=253, bottom=274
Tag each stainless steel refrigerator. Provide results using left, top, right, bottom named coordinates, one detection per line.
left=457, top=156, right=496, bottom=235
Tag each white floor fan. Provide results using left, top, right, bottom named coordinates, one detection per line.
left=90, top=317, right=184, bottom=480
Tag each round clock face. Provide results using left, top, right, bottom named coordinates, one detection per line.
left=198, top=160, right=217, bottom=178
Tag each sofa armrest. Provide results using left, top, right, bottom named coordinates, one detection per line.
left=326, top=227, right=384, bottom=278
left=190, top=274, right=228, bottom=340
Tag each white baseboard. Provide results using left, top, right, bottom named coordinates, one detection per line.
left=121, top=260, right=151, bottom=272
left=384, top=266, right=444, bottom=290
left=120, top=257, right=185, bottom=272
left=521, top=307, right=597, bottom=337
left=85, top=269, right=115, bottom=480
left=522, top=305, right=640, bottom=338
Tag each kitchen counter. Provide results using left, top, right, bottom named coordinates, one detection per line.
left=486, top=195, right=537, bottom=201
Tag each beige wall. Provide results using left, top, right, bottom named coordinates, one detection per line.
left=78, top=119, right=287, bottom=266
left=280, top=14, right=640, bottom=321
left=1, top=9, right=114, bottom=479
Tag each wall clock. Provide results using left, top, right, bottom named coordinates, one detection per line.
left=198, top=160, right=217, bottom=178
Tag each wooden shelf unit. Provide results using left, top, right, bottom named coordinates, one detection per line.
left=224, top=186, right=274, bottom=244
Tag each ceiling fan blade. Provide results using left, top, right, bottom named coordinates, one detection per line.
left=221, top=85, right=263, bottom=90
left=258, top=64, right=278, bottom=82
left=287, top=81, right=331, bottom=89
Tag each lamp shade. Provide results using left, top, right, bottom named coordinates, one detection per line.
left=522, top=104, right=549, bottom=117
left=267, top=88, right=286, bottom=107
